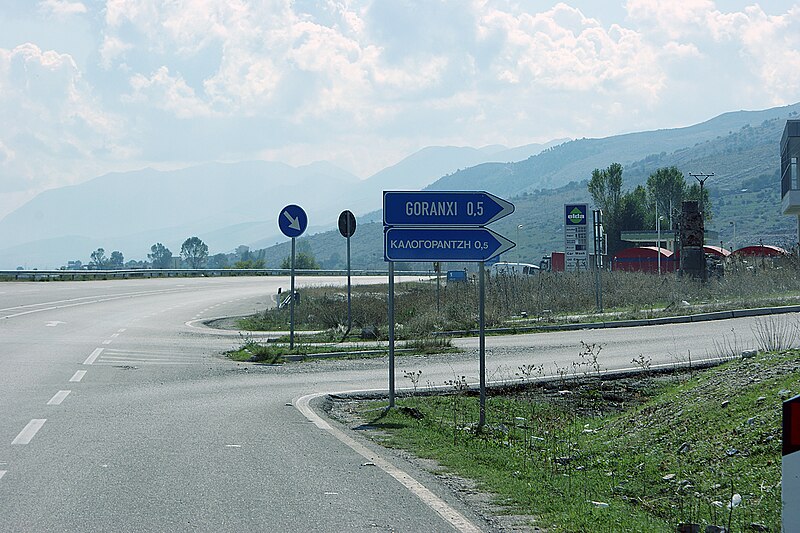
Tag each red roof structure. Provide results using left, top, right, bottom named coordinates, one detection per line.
left=612, top=246, right=677, bottom=273
left=731, top=245, right=788, bottom=257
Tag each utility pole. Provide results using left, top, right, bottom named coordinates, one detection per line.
left=689, top=172, right=714, bottom=216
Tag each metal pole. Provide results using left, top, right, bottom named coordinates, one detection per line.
left=290, top=237, right=296, bottom=350
left=346, top=235, right=352, bottom=333
left=593, top=210, right=604, bottom=313
left=657, top=214, right=662, bottom=275
left=388, top=261, right=395, bottom=408
left=478, top=261, right=486, bottom=430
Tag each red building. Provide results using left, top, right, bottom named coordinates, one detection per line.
left=612, top=246, right=677, bottom=273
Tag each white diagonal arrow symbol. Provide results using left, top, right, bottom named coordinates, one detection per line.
left=283, top=210, right=301, bottom=231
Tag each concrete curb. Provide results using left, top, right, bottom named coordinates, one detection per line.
left=435, top=303, right=800, bottom=336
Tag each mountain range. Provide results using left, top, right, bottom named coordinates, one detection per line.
left=0, top=141, right=564, bottom=269
left=1, top=102, right=798, bottom=270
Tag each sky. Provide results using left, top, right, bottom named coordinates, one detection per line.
left=1, top=0, right=800, bottom=220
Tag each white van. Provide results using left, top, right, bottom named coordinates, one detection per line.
left=490, top=262, right=540, bottom=276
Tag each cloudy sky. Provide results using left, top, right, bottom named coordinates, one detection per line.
left=1, top=0, right=800, bottom=219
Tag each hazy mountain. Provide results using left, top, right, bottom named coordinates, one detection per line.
left=3, top=102, right=797, bottom=270
left=252, top=103, right=800, bottom=271
left=0, top=141, right=563, bottom=269
left=0, top=160, right=359, bottom=268
left=429, top=103, right=800, bottom=198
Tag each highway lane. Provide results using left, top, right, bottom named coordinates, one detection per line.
left=0, top=276, right=792, bottom=531
left=1, top=276, right=487, bottom=532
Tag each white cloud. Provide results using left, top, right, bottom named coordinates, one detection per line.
left=126, top=66, right=217, bottom=118
left=0, top=43, right=127, bottom=195
left=479, top=3, right=665, bottom=100
left=38, top=0, right=88, bottom=16
left=626, top=1, right=800, bottom=103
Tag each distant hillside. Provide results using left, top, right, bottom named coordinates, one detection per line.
left=0, top=142, right=562, bottom=268
left=253, top=104, right=800, bottom=271
left=429, top=103, right=800, bottom=198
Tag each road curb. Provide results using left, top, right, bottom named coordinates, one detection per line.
left=434, top=303, right=800, bottom=336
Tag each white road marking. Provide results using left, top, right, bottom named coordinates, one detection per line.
left=295, top=392, right=482, bottom=533
left=0, top=470, right=6, bottom=480
left=110, top=333, right=119, bottom=338
left=117, top=328, right=126, bottom=333
left=45, top=321, right=66, bottom=327
left=93, top=349, right=202, bottom=365
left=70, top=370, right=87, bottom=382
left=47, top=390, right=71, bottom=405
left=83, top=348, right=103, bottom=365
left=12, top=419, right=46, bottom=445
left=102, top=339, right=112, bottom=345
left=0, top=288, right=189, bottom=320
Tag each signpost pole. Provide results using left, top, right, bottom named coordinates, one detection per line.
left=346, top=234, right=352, bottom=333
left=479, top=261, right=486, bottom=430
left=337, top=210, right=357, bottom=339
left=290, top=236, right=296, bottom=350
left=388, top=262, right=396, bottom=408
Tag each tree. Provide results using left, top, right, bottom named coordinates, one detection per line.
left=148, top=243, right=173, bottom=269
left=233, top=259, right=265, bottom=269
left=281, top=252, right=320, bottom=270
left=686, top=183, right=713, bottom=222
left=207, top=253, right=229, bottom=269
left=181, top=237, right=208, bottom=268
left=588, top=162, right=624, bottom=223
left=619, top=185, right=648, bottom=234
left=90, top=248, right=107, bottom=269
left=109, top=251, right=124, bottom=269
left=588, top=163, right=627, bottom=256
left=646, top=166, right=686, bottom=227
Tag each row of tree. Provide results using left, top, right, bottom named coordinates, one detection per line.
left=87, top=236, right=321, bottom=270
left=87, top=237, right=209, bottom=269
left=588, top=165, right=710, bottom=256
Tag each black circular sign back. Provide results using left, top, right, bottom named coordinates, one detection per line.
left=338, top=210, right=356, bottom=238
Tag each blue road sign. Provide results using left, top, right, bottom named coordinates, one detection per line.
left=383, top=191, right=514, bottom=227
left=384, top=227, right=515, bottom=262
left=278, top=204, right=308, bottom=238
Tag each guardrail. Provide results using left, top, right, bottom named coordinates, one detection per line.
left=0, top=268, right=434, bottom=281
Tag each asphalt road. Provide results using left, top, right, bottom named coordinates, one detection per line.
left=0, top=276, right=788, bottom=532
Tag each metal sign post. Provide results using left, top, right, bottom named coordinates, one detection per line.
left=278, top=204, right=308, bottom=350
left=593, top=209, right=604, bottom=313
left=383, top=191, right=514, bottom=416
left=478, top=261, right=486, bottom=429
left=338, top=210, right=357, bottom=338
left=388, top=262, right=396, bottom=408
left=290, top=237, right=296, bottom=348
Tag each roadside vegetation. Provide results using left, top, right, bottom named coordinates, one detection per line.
left=226, top=335, right=455, bottom=363
left=333, top=343, right=798, bottom=532
left=237, top=256, right=800, bottom=340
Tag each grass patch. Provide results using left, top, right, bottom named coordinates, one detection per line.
left=227, top=336, right=457, bottom=362
left=335, top=350, right=800, bottom=531
left=235, top=264, right=800, bottom=339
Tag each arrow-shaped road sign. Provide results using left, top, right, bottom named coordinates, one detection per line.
left=384, top=226, right=516, bottom=262
left=383, top=191, right=515, bottom=227
left=278, top=204, right=308, bottom=238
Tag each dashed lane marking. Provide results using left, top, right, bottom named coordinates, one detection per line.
left=47, top=390, right=71, bottom=406
left=0, top=470, right=6, bottom=480
left=83, top=348, right=103, bottom=365
left=69, top=370, right=87, bottom=382
left=12, top=419, right=46, bottom=445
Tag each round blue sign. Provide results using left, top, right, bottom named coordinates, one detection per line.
left=278, top=204, right=308, bottom=238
